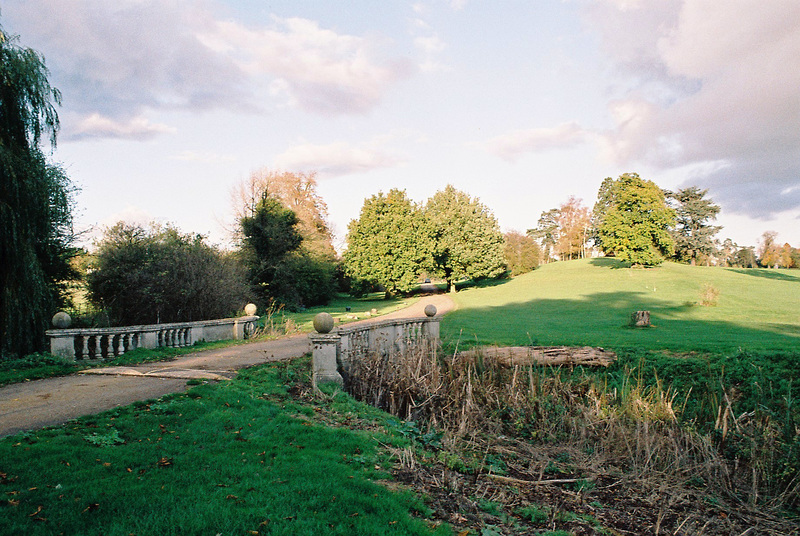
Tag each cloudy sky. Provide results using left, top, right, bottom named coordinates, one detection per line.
left=4, top=0, right=799, bottom=251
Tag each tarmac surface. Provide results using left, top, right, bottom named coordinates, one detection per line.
left=0, top=292, right=454, bottom=438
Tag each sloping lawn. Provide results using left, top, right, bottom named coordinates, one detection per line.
left=443, top=259, right=800, bottom=352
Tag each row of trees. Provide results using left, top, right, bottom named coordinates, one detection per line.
left=527, top=172, right=787, bottom=268
left=86, top=171, right=340, bottom=327
left=344, top=185, right=507, bottom=295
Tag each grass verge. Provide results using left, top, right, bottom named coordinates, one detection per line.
left=0, top=357, right=449, bottom=536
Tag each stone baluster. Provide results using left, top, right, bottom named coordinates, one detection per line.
left=115, top=334, right=125, bottom=356
left=81, top=336, right=89, bottom=360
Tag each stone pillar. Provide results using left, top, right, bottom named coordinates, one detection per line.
left=310, top=313, right=343, bottom=388
left=48, top=332, right=77, bottom=360
left=310, top=333, right=343, bottom=388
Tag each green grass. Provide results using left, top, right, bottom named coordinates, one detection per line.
left=278, top=292, right=419, bottom=332
left=0, top=358, right=448, bottom=536
left=442, top=259, right=800, bottom=352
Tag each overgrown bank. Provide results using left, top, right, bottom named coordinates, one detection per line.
left=345, top=343, right=800, bottom=534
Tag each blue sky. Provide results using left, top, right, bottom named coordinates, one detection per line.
left=4, top=0, right=799, bottom=252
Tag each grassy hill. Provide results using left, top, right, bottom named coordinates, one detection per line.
left=442, top=258, right=800, bottom=352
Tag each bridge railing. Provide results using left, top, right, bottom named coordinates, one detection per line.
left=310, top=308, right=440, bottom=387
left=46, top=316, right=259, bottom=361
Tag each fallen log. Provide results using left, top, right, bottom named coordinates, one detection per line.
left=457, top=346, right=616, bottom=367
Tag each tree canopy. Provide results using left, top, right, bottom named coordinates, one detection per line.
left=425, top=185, right=506, bottom=292
left=233, top=169, right=334, bottom=257
left=595, top=173, right=675, bottom=266
left=1, top=27, right=77, bottom=357
left=503, top=231, right=540, bottom=276
left=344, top=189, right=431, bottom=296
left=87, top=223, right=251, bottom=326
left=234, top=171, right=337, bottom=308
left=668, top=186, right=721, bottom=265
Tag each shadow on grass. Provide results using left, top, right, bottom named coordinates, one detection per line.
left=441, top=289, right=800, bottom=353
left=726, top=267, right=800, bottom=282
left=587, top=257, right=632, bottom=269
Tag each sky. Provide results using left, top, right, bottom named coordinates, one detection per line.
left=4, top=0, right=799, bottom=252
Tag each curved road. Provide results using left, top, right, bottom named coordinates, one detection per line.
left=0, top=293, right=455, bottom=438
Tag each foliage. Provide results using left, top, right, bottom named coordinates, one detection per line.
left=668, top=186, right=721, bottom=265
left=732, top=246, right=758, bottom=268
left=425, top=185, right=506, bottom=292
left=235, top=173, right=339, bottom=308
left=757, top=233, right=798, bottom=269
left=344, top=189, right=432, bottom=296
left=233, top=169, right=335, bottom=257
left=0, top=26, right=78, bottom=358
left=555, top=196, right=591, bottom=260
left=87, top=222, right=251, bottom=326
left=595, top=173, right=675, bottom=266
left=528, top=208, right=560, bottom=263
left=758, top=231, right=781, bottom=268
left=503, top=231, right=540, bottom=276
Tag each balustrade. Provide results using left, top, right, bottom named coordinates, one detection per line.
left=310, top=308, right=440, bottom=387
left=47, top=316, right=259, bottom=362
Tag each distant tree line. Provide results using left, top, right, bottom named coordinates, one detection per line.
left=527, top=172, right=798, bottom=269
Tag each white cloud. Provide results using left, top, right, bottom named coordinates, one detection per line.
left=3, top=1, right=414, bottom=134
left=485, top=123, right=590, bottom=161
left=273, top=140, right=405, bottom=177
left=586, top=0, right=800, bottom=217
left=203, top=16, right=414, bottom=115
left=65, top=113, right=177, bottom=141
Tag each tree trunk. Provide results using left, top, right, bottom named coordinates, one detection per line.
left=458, top=346, right=616, bottom=367
left=631, top=310, right=650, bottom=327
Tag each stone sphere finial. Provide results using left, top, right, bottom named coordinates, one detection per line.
left=52, top=311, right=72, bottom=329
left=244, top=303, right=257, bottom=316
left=424, top=304, right=437, bottom=317
left=313, top=312, right=335, bottom=333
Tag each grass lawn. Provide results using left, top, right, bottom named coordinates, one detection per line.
left=442, top=258, right=800, bottom=352
left=278, top=292, right=419, bottom=332
left=0, top=359, right=448, bottom=536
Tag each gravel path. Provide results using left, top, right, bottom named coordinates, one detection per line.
left=0, top=293, right=455, bottom=438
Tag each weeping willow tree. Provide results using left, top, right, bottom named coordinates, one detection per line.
left=0, top=26, right=77, bottom=358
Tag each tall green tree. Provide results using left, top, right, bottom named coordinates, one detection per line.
left=344, top=189, right=431, bottom=297
left=1, top=27, right=77, bottom=357
left=595, top=173, right=675, bottom=266
left=667, top=186, right=721, bottom=265
left=239, top=196, right=304, bottom=304
left=425, top=185, right=506, bottom=292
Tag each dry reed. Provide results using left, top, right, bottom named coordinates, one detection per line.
left=345, top=343, right=798, bottom=511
